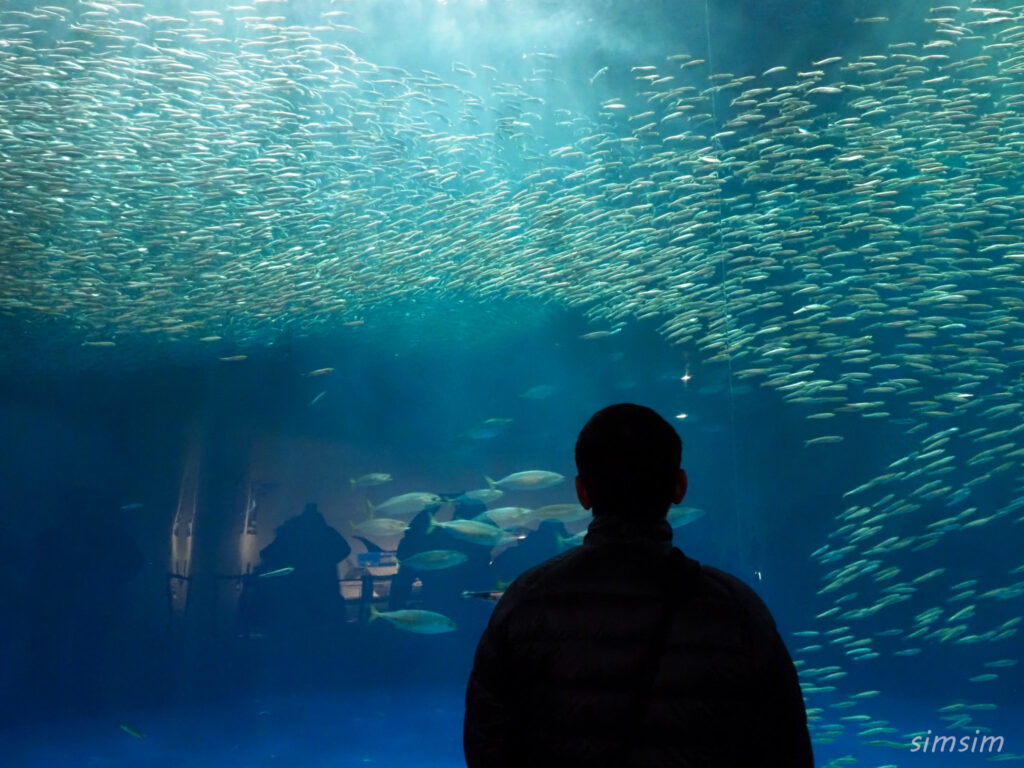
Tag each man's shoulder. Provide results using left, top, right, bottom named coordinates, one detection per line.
left=699, top=563, right=757, bottom=598
left=492, top=547, right=588, bottom=614
left=501, top=551, right=768, bottom=602
left=492, top=551, right=780, bottom=632
left=509, top=547, right=585, bottom=593
left=697, top=563, right=779, bottom=629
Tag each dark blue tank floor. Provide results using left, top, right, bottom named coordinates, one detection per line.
left=2, top=687, right=466, bottom=768
left=3, top=689, right=1021, bottom=766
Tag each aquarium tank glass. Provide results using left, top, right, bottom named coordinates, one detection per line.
left=0, top=0, right=1021, bottom=765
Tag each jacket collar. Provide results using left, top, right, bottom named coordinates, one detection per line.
left=583, top=513, right=674, bottom=554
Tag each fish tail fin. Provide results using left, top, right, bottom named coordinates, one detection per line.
left=496, top=578, right=511, bottom=591
left=350, top=477, right=357, bottom=486
left=427, top=511, right=437, bottom=535
left=367, top=499, right=375, bottom=517
left=485, top=476, right=497, bottom=490
left=369, top=604, right=381, bottom=623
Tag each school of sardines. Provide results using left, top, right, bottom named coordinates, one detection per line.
left=1, top=0, right=1023, bottom=760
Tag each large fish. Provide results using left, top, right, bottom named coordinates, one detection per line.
left=427, top=513, right=519, bottom=546
left=455, top=488, right=505, bottom=505
left=350, top=473, right=392, bottom=487
left=350, top=517, right=409, bottom=538
left=369, top=606, right=456, bottom=634
left=666, top=506, right=705, bottom=528
left=486, top=471, right=565, bottom=491
left=398, top=549, right=468, bottom=571
left=533, top=504, right=591, bottom=523
left=368, top=492, right=443, bottom=517
left=475, top=506, right=535, bottom=529
left=461, top=418, right=513, bottom=440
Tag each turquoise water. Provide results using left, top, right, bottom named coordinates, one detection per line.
left=1, top=0, right=1023, bottom=765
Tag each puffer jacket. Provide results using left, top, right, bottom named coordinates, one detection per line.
left=464, top=514, right=814, bottom=768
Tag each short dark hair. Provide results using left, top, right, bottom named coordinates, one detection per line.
left=575, top=403, right=682, bottom=518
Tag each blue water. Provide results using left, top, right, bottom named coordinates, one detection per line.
left=2, top=308, right=1020, bottom=765
left=2, top=688, right=467, bottom=768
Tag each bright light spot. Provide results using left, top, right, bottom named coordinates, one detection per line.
left=675, top=413, right=688, bottom=420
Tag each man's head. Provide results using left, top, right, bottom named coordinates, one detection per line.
left=301, top=502, right=324, bottom=522
left=574, top=403, right=686, bottom=518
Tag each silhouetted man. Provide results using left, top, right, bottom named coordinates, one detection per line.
left=491, top=519, right=567, bottom=585
left=257, top=502, right=350, bottom=635
left=464, top=404, right=813, bottom=767
left=389, top=506, right=434, bottom=611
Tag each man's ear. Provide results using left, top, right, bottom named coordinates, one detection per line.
left=575, top=475, right=592, bottom=510
left=673, top=468, right=688, bottom=504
